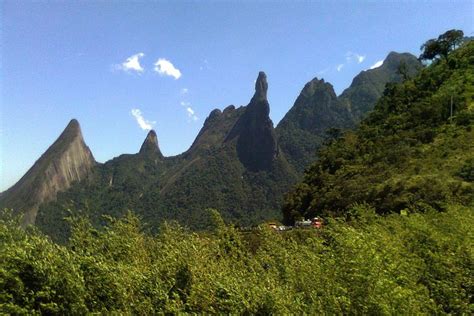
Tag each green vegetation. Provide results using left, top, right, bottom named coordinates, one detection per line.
left=419, top=29, right=464, bottom=61
left=1, top=205, right=472, bottom=314
left=283, top=40, right=474, bottom=224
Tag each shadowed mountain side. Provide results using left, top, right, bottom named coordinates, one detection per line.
left=226, top=72, right=279, bottom=172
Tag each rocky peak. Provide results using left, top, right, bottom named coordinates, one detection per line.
left=301, top=78, right=337, bottom=99
left=245, top=72, right=271, bottom=123
left=139, top=130, right=163, bottom=158
left=252, top=71, right=268, bottom=101
left=52, top=119, right=84, bottom=148
left=277, top=77, right=344, bottom=133
left=384, top=51, right=406, bottom=66
left=65, top=118, right=80, bottom=134
left=187, top=105, right=245, bottom=155
left=226, top=72, right=278, bottom=171
left=275, top=77, right=353, bottom=173
left=0, top=119, right=96, bottom=225
left=223, top=105, right=236, bottom=113
left=339, top=51, right=421, bottom=120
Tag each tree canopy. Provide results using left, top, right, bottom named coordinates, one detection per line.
left=419, top=29, right=464, bottom=61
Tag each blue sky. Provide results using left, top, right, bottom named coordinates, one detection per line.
left=1, top=1, right=473, bottom=191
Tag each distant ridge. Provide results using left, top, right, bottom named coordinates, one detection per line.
left=276, top=51, right=421, bottom=172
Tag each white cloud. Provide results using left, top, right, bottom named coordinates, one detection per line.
left=131, top=108, right=155, bottom=130
left=336, top=64, right=344, bottom=72
left=154, top=58, right=181, bottom=79
left=346, top=52, right=366, bottom=64
left=317, top=68, right=329, bottom=75
left=370, top=60, right=384, bottom=69
left=180, top=101, right=198, bottom=121
left=117, top=53, right=145, bottom=73
left=180, top=88, right=189, bottom=95
left=186, top=107, right=198, bottom=121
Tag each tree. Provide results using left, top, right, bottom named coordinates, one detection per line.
left=397, top=61, right=410, bottom=80
left=420, top=29, right=464, bottom=61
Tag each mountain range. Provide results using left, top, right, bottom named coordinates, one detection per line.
left=0, top=51, right=421, bottom=239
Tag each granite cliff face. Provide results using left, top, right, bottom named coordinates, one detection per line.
left=0, top=119, right=95, bottom=225
left=226, top=72, right=279, bottom=171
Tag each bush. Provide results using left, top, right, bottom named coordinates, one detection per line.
left=1, top=206, right=473, bottom=314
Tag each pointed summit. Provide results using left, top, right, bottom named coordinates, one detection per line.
left=275, top=77, right=352, bottom=173
left=277, top=77, right=344, bottom=135
left=54, top=118, right=83, bottom=147
left=339, top=51, right=421, bottom=120
left=226, top=71, right=278, bottom=171
left=247, top=71, right=270, bottom=118
left=66, top=118, right=80, bottom=132
left=0, top=119, right=96, bottom=225
left=139, top=130, right=164, bottom=158
left=252, top=71, right=268, bottom=101
left=300, top=78, right=337, bottom=100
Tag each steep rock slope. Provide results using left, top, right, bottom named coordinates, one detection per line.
left=225, top=72, right=279, bottom=171
left=186, top=105, right=245, bottom=155
left=0, top=119, right=95, bottom=225
left=139, top=130, right=164, bottom=159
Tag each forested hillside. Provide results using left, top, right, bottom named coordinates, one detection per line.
left=283, top=37, right=474, bottom=224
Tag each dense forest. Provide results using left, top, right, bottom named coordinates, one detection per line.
left=1, top=31, right=473, bottom=314
left=284, top=34, right=474, bottom=224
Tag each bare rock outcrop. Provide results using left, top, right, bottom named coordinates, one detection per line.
left=226, top=72, right=279, bottom=171
left=139, top=130, right=164, bottom=159
left=0, top=119, right=95, bottom=225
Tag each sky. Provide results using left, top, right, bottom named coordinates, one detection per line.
left=1, top=1, right=473, bottom=191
